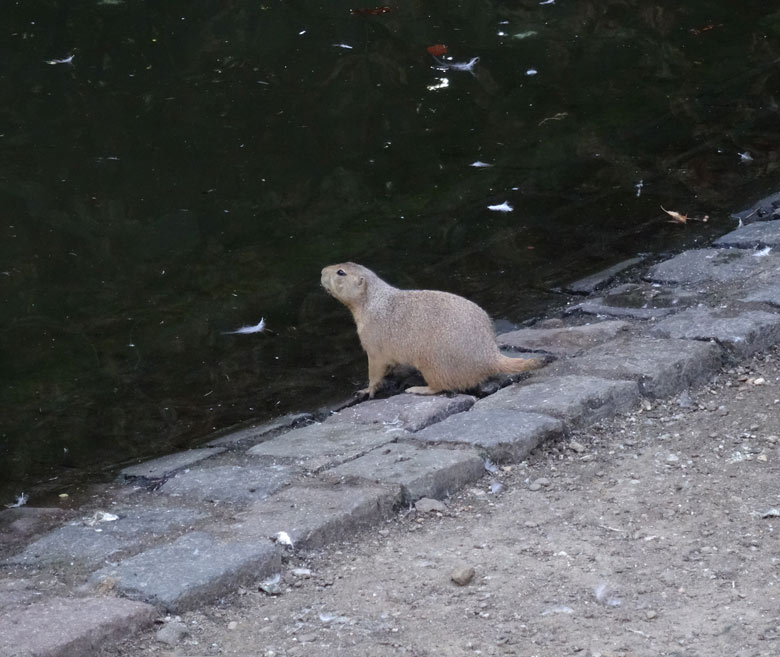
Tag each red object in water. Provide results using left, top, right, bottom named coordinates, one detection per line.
left=690, top=23, right=720, bottom=35
left=426, top=44, right=448, bottom=56
left=350, top=6, right=391, bottom=15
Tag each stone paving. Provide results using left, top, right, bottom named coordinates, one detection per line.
left=3, top=206, right=780, bottom=656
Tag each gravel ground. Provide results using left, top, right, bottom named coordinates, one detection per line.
left=99, top=347, right=780, bottom=657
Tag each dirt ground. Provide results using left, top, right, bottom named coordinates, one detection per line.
left=100, top=347, right=780, bottom=657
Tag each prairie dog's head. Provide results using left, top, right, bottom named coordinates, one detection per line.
left=321, top=262, right=372, bottom=308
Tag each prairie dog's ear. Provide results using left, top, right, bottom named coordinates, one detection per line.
left=357, top=276, right=365, bottom=287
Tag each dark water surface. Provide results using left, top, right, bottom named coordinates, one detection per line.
left=2, top=1, right=780, bottom=501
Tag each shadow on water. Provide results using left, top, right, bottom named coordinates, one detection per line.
left=2, top=0, right=780, bottom=500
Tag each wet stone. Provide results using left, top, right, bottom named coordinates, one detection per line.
left=91, top=531, right=281, bottom=612
left=5, top=506, right=207, bottom=568
left=713, top=219, right=780, bottom=249
left=649, top=308, right=780, bottom=360
left=731, top=191, right=780, bottom=223
left=646, top=248, right=772, bottom=285
left=326, top=393, right=476, bottom=433
left=0, top=596, right=155, bottom=657
left=323, top=442, right=484, bottom=503
left=411, top=409, right=564, bottom=463
left=569, top=300, right=674, bottom=320
left=157, top=463, right=294, bottom=505
left=475, top=375, right=640, bottom=429
left=497, top=320, right=630, bottom=357
left=546, top=336, right=723, bottom=398
left=120, top=447, right=226, bottom=481
left=232, top=483, right=399, bottom=550
left=247, top=422, right=400, bottom=472
left=571, top=282, right=698, bottom=320
left=0, top=507, right=72, bottom=553
left=564, top=257, right=644, bottom=294
left=205, top=413, right=313, bottom=448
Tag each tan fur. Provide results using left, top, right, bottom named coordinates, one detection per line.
left=321, top=262, right=544, bottom=397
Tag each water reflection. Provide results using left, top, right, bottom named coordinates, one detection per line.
left=2, top=0, right=780, bottom=500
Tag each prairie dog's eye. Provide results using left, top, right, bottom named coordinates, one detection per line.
left=337, top=269, right=346, bottom=276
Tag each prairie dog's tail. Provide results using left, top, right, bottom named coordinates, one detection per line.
left=497, top=354, right=546, bottom=375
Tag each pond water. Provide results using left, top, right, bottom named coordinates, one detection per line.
left=2, top=0, right=780, bottom=502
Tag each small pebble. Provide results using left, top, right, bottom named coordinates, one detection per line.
left=259, top=573, right=282, bottom=595
left=489, top=481, right=505, bottom=494
left=155, top=621, right=188, bottom=646
left=227, top=621, right=238, bottom=630
left=646, top=610, right=657, bottom=620
left=415, top=497, right=446, bottom=513
left=451, top=566, right=476, bottom=586
left=569, top=441, right=586, bottom=453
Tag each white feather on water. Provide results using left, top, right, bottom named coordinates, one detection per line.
left=45, top=54, right=75, bottom=65
left=6, top=492, right=28, bottom=508
left=223, top=318, right=266, bottom=335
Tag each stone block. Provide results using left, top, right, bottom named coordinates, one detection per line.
left=649, top=308, right=780, bottom=359
left=233, top=483, right=399, bottom=549
left=91, top=532, right=280, bottom=612
left=6, top=507, right=206, bottom=568
left=410, top=409, right=563, bottom=463
left=646, top=248, right=771, bottom=285
left=713, top=219, right=780, bottom=249
left=157, top=463, right=294, bottom=505
left=475, top=375, right=640, bottom=428
left=497, top=321, right=630, bottom=356
left=324, top=443, right=485, bottom=503
left=247, top=422, right=400, bottom=472
left=742, top=282, right=780, bottom=307
left=0, top=596, right=155, bottom=657
left=204, top=413, right=313, bottom=448
left=120, top=447, right=225, bottom=481
left=545, top=336, right=722, bottom=398
left=326, top=394, right=475, bottom=433
left=0, top=579, right=41, bottom=612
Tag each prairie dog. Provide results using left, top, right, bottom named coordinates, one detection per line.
left=321, top=263, right=543, bottom=397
